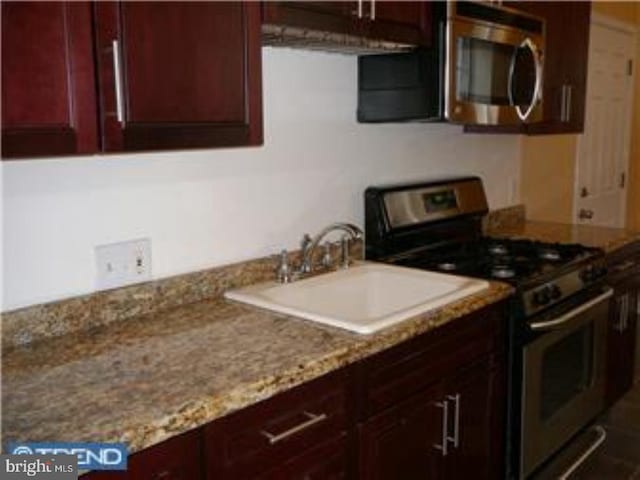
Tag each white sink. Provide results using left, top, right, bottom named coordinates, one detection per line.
left=225, top=262, right=489, bottom=334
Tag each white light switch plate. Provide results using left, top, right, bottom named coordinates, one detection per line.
left=95, top=238, right=151, bottom=290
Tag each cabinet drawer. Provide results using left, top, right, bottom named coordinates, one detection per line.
left=81, top=428, right=202, bottom=479
left=204, top=369, right=350, bottom=478
left=358, top=303, right=505, bottom=417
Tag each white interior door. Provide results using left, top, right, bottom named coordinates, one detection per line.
left=574, top=18, right=636, bottom=228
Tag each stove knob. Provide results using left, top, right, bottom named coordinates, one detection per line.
left=549, top=284, right=562, bottom=300
left=533, top=289, right=551, bottom=306
left=594, top=265, right=608, bottom=279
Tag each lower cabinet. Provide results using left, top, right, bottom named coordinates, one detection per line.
left=359, top=357, right=505, bottom=480
left=359, top=383, right=442, bottom=480
left=606, top=243, right=640, bottom=406
left=203, top=369, right=351, bottom=479
left=81, top=429, right=203, bottom=479
left=84, top=302, right=507, bottom=479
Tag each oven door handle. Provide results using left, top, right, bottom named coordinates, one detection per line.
left=529, top=288, right=613, bottom=331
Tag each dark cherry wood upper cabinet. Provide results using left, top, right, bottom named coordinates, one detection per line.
left=1, top=2, right=98, bottom=159
left=93, top=1, right=262, bottom=153
left=263, top=1, right=432, bottom=47
left=365, top=2, right=432, bottom=46
left=262, top=2, right=356, bottom=34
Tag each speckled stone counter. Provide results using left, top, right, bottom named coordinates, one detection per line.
left=3, top=276, right=512, bottom=456
left=488, top=220, right=640, bottom=253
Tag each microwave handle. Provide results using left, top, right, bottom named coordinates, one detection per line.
left=510, top=38, right=543, bottom=122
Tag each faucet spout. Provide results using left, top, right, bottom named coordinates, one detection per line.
left=300, top=222, right=363, bottom=274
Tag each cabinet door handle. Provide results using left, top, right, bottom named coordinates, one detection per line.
left=370, top=0, right=376, bottom=20
left=613, top=260, right=636, bottom=273
left=260, top=411, right=327, bottom=444
left=434, top=400, right=449, bottom=456
left=615, top=294, right=629, bottom=332
left=112, top=39, right=125, bottom=124
left=357, top=0, right=363, bottom=18
left=560, top=85, right=567, bottom=122
left=566, top=85, right=573, bottom=123
left=615, top=296, right=623, bottom=332
left=446, top=394, right=461, bottom=448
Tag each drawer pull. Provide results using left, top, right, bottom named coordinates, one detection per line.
left=613, top=260, right=636, bottom=273
left=260, top=411, right=328, bottom=444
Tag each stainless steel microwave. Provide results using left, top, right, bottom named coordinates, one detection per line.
left=358, top=1, right=546, bottom=126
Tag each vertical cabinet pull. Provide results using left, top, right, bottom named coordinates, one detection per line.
left=446, top=394, right=461, bottom=448
left=434, top=400, right=449, bottom=456
left=370, top=0, right=376, bottom=20
left=616, top=294, right=630, bottom=332
left=112, top=39, right=125, bottom=124
left=560, top=84, right=573, bottom=123
left=356, top=0, right=363, bottom=18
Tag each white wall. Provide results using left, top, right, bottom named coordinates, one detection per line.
left=1, top=48, right=521, bottom=311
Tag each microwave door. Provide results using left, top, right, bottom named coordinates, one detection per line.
left=509, top=38, right=543, bottom=122
left=446, top=19, right=543, bottom=125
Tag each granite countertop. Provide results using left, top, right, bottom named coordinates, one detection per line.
left=3, top=278, right=512, bottom=456
left=488, top=220, right=640, bottom=253
left=6, top=215, right=636, bottom=460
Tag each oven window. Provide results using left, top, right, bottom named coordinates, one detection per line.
left=540, top=324, right=595, bottom=421
left=456, top=37, right=536, bottom=107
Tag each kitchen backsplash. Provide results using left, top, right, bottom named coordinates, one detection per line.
left=2, top=48, right=521, bottom=311
left=3, top=202, right=523, bottom=349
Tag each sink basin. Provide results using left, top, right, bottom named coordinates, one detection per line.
left=225, top=262, right=489, bottom=334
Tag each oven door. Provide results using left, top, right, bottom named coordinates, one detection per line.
left=446, top=17, right=544, bottom=125
left=521, top=287, right=612, bottom=478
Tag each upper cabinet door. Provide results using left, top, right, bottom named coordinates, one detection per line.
left=1, top=2, right=98, bottom=159
left=94, top=1, right=262, bottom=153
left=262, top=2, right=356, bottom=34
left=263, top=1, right=432, bottom=46
left=365, top=2, right=432, bottom=46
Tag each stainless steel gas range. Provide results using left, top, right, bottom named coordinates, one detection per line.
left=364, top=177, right=611, bottom=479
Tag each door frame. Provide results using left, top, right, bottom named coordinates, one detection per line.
left=573, top=12, right=638, bottom=227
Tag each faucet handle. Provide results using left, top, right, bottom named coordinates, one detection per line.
left=341, top=235, right=352, bottom=269
left=275, top=249, right=292, bottom=283
left=321, top=242, right=333, bottom=269
left=301, top=233, right=312, bottom=252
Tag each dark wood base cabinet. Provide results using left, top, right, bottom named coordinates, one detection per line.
left=606, top=242, right=640, bottom=407
left=83, top=302, right=507, bottom=479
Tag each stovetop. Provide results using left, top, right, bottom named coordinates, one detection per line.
left=390, top=237, right=603, bottom=289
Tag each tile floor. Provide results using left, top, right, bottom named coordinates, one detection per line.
left=572, top=380, right=640, bottom=479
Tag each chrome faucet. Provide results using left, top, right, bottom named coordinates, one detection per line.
left=299, top=223, right=363, bottom=274
left=275, top=223, right=364, bottom=283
